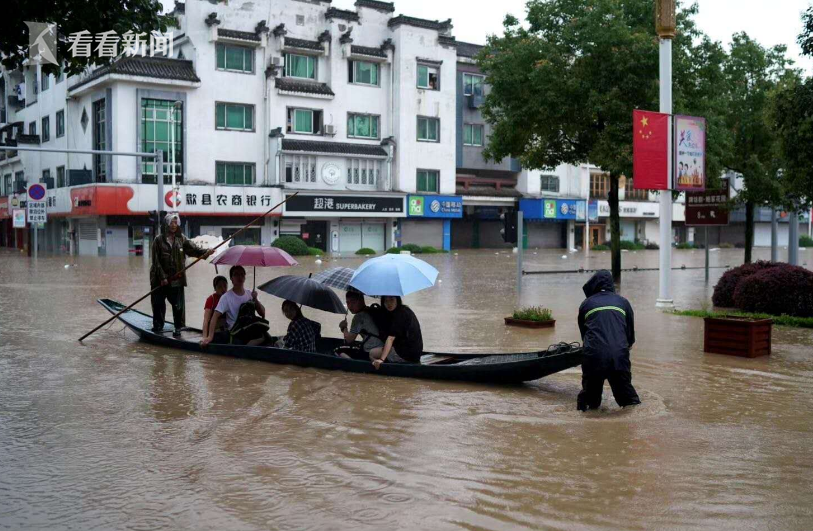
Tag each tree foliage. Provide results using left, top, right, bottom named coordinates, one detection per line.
left=0, top=0, right=175, bottom=75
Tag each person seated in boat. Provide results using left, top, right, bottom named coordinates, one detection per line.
left=200, top=265, right=268, bottom=347
left=370, top=296, right=423, bottom=369
left=202, top=275, right=228, bottom=341
left=577, top=269, right=641, bottom=411
left=276, top=300, right=320, bottom=353
left=336, top=289, right=387, bottom=359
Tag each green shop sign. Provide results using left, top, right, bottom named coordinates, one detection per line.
left=408, top=196, right=425, bottom=216
left=544, top=200, right=556, bottom=218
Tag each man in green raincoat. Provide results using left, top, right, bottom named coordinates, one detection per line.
left=150, top=213, right=212, bottom=336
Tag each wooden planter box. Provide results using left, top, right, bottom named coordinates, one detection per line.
left=504, top=317, right=556, bottom=329
left=703, top=316, right=772, bottom=358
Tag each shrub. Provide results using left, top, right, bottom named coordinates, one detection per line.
left=719, top=242, right=734, bottom=249
left=386, top=247, right=401, bottom=254
left=734, top=242, right=746, bottom=249
left=676, top=242, right=695, bottom=249
left=355, top=248, right=376, bottom=255
left=645, top=242, right=660, bottom=250
left=619, top=240, right=645, bottom=250
left=307, top=247, right=322, bottom=256
left=271, top=236, right=309, bottom=256
left=512, top=306, right=553, bottom=322
left=592, top=244, right=610, bottom=251
left=401, top=243, right=423, bottom=254
left=712, top=261, right=781, bottom=308
left=733, top=264, right=813, bottom=317
left=800, top=235, right=813, bottom=247
left=420, top=246, right=446, bottom=254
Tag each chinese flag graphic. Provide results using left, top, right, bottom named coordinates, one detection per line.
left=633, top=109, right=670, bottom=190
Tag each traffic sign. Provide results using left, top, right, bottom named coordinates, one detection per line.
left=27, top=200, right=47, bottom=224
left=28, top=183, right=46, bottom=201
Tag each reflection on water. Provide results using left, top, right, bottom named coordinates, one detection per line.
left=1, top=247, right=812, bottom=530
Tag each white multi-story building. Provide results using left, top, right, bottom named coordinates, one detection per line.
left=0, top=0, right=460, bottom=256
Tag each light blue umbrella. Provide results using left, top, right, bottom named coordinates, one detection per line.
left=348, top=254, right=439, bottom=296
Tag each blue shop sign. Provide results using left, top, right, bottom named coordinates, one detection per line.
left=408, top=195, right=463, bottom=218
left=520, top=198, right=588, bottom=221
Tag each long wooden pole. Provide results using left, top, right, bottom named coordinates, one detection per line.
left=78, top=192, right=297, bottom=342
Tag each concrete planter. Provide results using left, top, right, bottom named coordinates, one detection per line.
left=703, top=316, right=772, bottom=358
left=504, top=317, right=556, bottom=329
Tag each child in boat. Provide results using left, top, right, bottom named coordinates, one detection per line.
left=370, top=295, right=423, bottom=368
left=277, top=300, right=320, bottom=353
left=577, top=270, right=641, bottom=411
left=202, top=275, right=228, bottom=340
left=337, top=290, right=387, bottom=359
left=200, top=265, right=268, bottom=347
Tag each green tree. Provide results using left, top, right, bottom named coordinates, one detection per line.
left=770, top=8, right=813, bottom=210
left=478, top=0, right=727, bottom=281
left=0, top=0, right=175, bottom=75
left=720, top=33, right=793, bottom=262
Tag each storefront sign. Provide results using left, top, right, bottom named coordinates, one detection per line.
left=27, top=201, right=47, bottom=224
left=407, top=195, right=463, bottom=218
left=598, top=201, right=660, bottom=218
left=674, top=115, right=706, bottom=192
left=286, top=194, right=404, bottom=215
left=520, top=199, right=588, bottom=221
left=12, top=209, right=26, bottom=228
left=588, top=200, right=599, bottom=222
left=686, top=179, right=729, bottom=226
left=544, top=200, right=556, bottom=218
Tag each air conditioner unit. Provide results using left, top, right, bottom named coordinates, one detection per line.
left=324, top=124, right=337, bottom=136
left=271, top=56, right=283, bottom=66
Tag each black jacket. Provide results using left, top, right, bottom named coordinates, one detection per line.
left=577, top=270, right=635, bottom=373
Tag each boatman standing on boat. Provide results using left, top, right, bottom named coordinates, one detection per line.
left=150, top=213, right=212, bottom=337
left=576, top=270, right=641, bottom=411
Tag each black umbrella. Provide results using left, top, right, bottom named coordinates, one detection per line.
left=257, top=275, right=347, bottom=314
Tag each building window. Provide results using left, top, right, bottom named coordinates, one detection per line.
left=3, top=174, right=11, bottom=196
left=41, top=116, right=50, bottom=142
left=215, top=102, right=254, bottom=131
left=29, top=121, right=36, bottom=135
left=285, top=53, right=316, bottom=79
left=417, top=63, right=439, bottom=90
left=41, top=169, right=52, bottom=189
left=346, top=159, right=381, bottom=186
left=590, top=172, right=609, bottom=199
left=216, top=162, right=255, bottom=185
left=14, top=171, right=25, bottom=193
left=417, top=170, right=439, bottom=193
left=624, top=177, right=649, bottom=200
left=463, top=124, right=483, bottom=146
left=41, top=73, right=50, bottom=91
left=93, top=99, right=106, bottom=181
left=57, top=166, right=66, bottom=188
left=141, top=99, right=183, bottom=184
left=349, top=60, right=379, bottom=86
left=56, top=110, right=65, bottom=138
left=540, top=174, right=560, bottom=193
left=417, top=117, right=439, bottom=142
left=463, top=73, right=484, bottom=96
left=216, top=44, right=254, bottom=73
left=347, top=113, right=379, bottom=139
left=287, top=108, right=322, bottom=135
left=284, top=155, right=317, bottom=184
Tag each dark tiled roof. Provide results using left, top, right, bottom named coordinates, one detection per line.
left=218, top=28, right=261, bottom=42
left=457, top=41, right=484, bottom=58
left=438, top=35, right=457, bottom=48
left=355, top=0, right=395, bottom=12
left=456, top=184, right=521, bottom=198
left=325, top=7, right=360, bottom=22
left=275, top=77, right=335, bottom=96
left=388, top=15, right=453, bottom=32
left=69, top=56, right=200, bottom=91
left=350, top=45, right=386, bottom=58
left=285, top=37, right=323, bottom=51
left=281, top=139, right=388, bottom=157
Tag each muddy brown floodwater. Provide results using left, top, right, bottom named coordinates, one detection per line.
left=1, top=247, right=812, bottom=530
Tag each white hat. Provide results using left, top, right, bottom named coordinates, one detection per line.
left=165, top=212, right=181, bottom=226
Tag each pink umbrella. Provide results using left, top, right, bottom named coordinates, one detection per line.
left=211, top=245, right=298, bottom=288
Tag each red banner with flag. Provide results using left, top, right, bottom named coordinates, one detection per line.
left=633, top=110, right=670, bottom=190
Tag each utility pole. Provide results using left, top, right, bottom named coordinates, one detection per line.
left=656, top=0, right=676, bottom=309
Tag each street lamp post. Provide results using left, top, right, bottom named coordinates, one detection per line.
left=656, top=0, right=675, bottom=309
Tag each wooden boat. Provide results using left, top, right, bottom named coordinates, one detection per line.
left=99, top=299, right=583, bottom=384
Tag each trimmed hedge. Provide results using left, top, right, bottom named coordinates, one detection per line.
left=307, top=247, right=322, bottom=256
left=271, top=235, right=309, bottom=256
left=386, top=247, right=401, bottom=254
left=591, top=244, right=610, bottom=251
left=355, top=248, right=376, bottom=255
left=800, top=235, right=813, bottom=247
left=420, top=246, right=446, bottom=254
left=645, top=242, right=660, bottom=250
left=719, top=242, right=734, bottom=249
left=733, top=264, right=813, bottom=317
left=619, top=240, right=646, bottom=251
left=712, top=261, right=780, bottom=308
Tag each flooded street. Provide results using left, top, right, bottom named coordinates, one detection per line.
left=1, top=247, right=812, bottom=530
